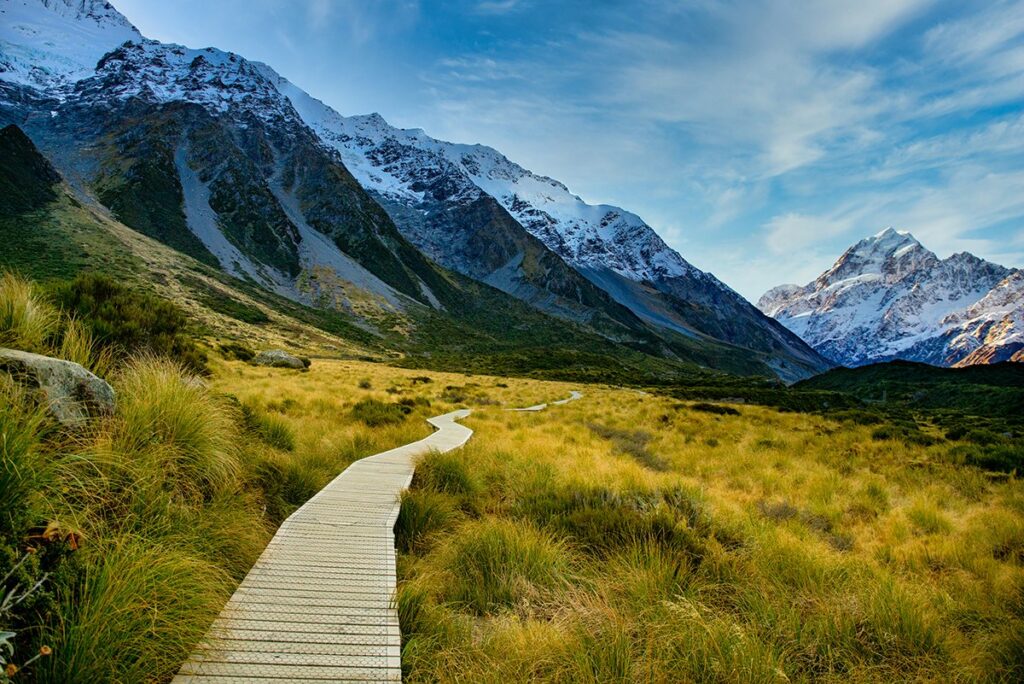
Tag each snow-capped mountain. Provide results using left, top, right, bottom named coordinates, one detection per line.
left=758, top=228, right=1021, bottom=367
left=0, top=0, right=139, bottom=89
left=272, top=76, right=828, bottom=378
left=0, top=0, right=830, bottom=379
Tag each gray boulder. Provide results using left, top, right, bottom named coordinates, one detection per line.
left=253, top=349, right=308, bottom=370
left=0, top=348, right=115, bottom=426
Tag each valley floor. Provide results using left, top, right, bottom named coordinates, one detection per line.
left=219, top=359, right=1022, bottom=683
left=3, top=344, right=1022, bottom=681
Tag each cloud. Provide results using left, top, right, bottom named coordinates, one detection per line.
left=473, top=0, right=528, bottom=14
left=407, top=0, right=1023, bottom=298
left=764, top=213, right=858, bottom=255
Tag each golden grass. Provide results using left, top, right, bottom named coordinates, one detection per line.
left=381, top=382, right=1024, bottom=682
left=7, top=338, right=1019, bottom=682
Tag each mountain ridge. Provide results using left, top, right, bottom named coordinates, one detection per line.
left=0, top=0, right=830, bottom=380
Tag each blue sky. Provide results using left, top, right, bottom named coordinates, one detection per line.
left=115, top=0, right=1024, bottom=301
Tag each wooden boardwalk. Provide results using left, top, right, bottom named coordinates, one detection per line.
left=175, top=393, right=580, bottom=683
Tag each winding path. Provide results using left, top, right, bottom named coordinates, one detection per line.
left=175, top=392, right=580, bottom=683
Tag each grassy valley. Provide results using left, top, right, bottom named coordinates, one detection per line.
left=1, top=266, right=1021, bottom=681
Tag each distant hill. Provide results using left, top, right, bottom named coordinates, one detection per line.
left=795, top=360, right=1024, bottom=420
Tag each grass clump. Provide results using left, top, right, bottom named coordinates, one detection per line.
left=0, top=271, right=59, bottom=353
left=437, top=519, right=572, bottom=614
left=588, top=423, right=669, bottom=471
left=109, top=357, right=240, bottom=501
left=0, top=378, right=49, bottom=538
left=351, top=398, right=412, bottom=427
left=34, top=537, right=230, bottom=683
left=395, top=490, right=460, bottom=553
left=241, top=402, right=297, bottom=452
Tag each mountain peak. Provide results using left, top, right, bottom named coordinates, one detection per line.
left=759, top=229, right=1017, bottom=367
left=861, top=227, right=921, bottom=253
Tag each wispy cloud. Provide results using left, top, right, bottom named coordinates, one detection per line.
left=412, top=0, right=1024, bottom=297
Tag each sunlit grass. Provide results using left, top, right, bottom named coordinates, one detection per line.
left=393, top=383, right=1024, bottom=682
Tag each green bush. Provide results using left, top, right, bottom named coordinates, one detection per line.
left=351, top=398, right=411, bottom=427
left=219, top=342, right=255, bottom=361
left=50, top=272, right=208, bottom=373
left=688, top=402, right=741, bottom=416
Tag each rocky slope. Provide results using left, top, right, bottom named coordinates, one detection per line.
left=0, top=0, right=829, bottom=379
left=274, top=79, right=828, bottom=378
left=758, top=228, right=1021, bottom=367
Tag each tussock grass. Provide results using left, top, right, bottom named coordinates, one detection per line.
left=435, top=518, right=574, bottom=615
left=0, top=271, right=59, bottom=353
left=0, top=378, right=49, bottom=536
left=110, top=357, right=240, bottom=501
left=352, top=398, right=412, bottom=426
left=34, top=535, right=232, bottom=683
left=395, top=383, right=1024, bottom=682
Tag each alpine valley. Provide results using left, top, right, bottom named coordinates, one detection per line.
left=0, top=0, right=829, bottom=382
left=758, top=228, right=1023, bottom=367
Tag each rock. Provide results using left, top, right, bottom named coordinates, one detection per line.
left=252, top=349, right=307, bottom=370
left=0, top=348, right=115, bottom=426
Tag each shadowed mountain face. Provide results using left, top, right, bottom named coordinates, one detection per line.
left=759, top=228, right=1021, bottom=367
left=0, top=0, right=831, bottom=380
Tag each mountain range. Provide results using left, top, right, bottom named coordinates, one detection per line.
left=758, top=228, right=1023, bottom=367
left=0, top=0, right=829, bottom=381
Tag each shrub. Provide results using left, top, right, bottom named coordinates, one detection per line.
left=219, top=342, right=255, bottom=362
left=351, top=398, right=411, bottom=427
left=688, top=402, right=741, bottom=416
left=50, top=273, right=208, bottom=373
left=110, top=357, right=240, bottom=501
left=0, top=271, right=59, bottom=353
left=966, top=445, right=1023, bottom=474
left=829, top=409, right=884, bottom=425
left=439, top=519, right=572, bottom=614
left=357, top=378, right=372, bottom=389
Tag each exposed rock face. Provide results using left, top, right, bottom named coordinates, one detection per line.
left=758, top=228, right=1020, bottom=367
left=252, top=349, right=307, bottom=370
left=0, top=0, right=830, bottom=380
left=278, top=92, right=829, bottom=379
left=0, top=347, right=115, bottom=425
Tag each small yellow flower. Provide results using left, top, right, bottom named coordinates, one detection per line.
left=5, top=663, right=18, bottom=676
left=39, top=645, right=52, bottom=656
